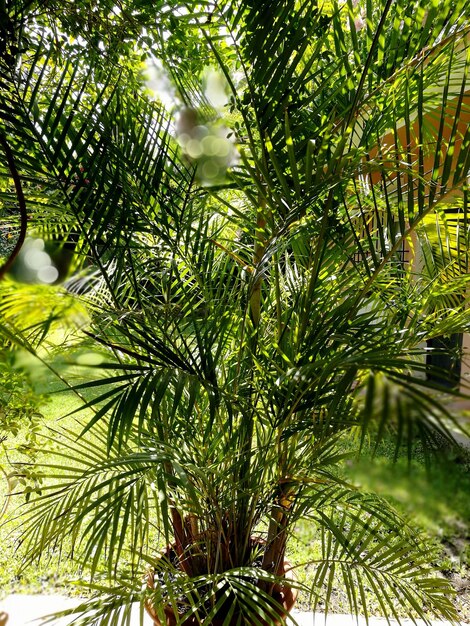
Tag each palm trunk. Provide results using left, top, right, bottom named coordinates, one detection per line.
left=261, top=482, right=293, bottom=580
left=234, top=198, right=268, bottom=564
left=250, top=203, right=266, bottom=326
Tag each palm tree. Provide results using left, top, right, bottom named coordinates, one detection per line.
left=1, top=0, right=469, bottom=624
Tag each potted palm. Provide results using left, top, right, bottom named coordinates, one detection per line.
left=1, top=0, right=470, bottom=624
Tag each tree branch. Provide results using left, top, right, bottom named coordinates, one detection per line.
left=0, top=133, right=27, bottom=280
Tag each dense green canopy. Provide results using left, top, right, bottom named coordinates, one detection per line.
left=0, top=1, right=469, bottom=624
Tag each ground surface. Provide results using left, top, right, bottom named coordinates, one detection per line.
left=0, top=594, right=468, bottom=626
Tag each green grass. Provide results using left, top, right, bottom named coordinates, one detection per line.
left=0, top=351, right=110, bottom=598
left=285, top=458, right=470, bottom=617
left=315, top=442, right=470, bottom=620
left=1, top=370, right=469, bottom=620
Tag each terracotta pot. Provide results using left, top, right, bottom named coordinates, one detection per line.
left=145, top=544, right=297, bottom=626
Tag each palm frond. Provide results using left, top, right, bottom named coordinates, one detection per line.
left=310, top=505, right=456, bottom=623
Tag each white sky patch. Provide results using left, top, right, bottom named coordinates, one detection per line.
left=174, top=5, right=189, bottom=15
left=145, top=58, right=180, bottom=109
left=72, top=34, right=88, bottom=48
left=204, top=68, right=229, bottom=110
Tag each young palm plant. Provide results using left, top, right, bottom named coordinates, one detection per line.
left=1, top=0, right=470, bottom=624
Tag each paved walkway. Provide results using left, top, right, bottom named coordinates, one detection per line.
left=0, top=595, right=467, bottom=626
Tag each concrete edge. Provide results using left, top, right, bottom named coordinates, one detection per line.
left=0, top=595, right=468, bottom=626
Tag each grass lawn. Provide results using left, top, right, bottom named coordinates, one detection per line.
left=341, top=445, right=470, bottom=621
left=291, top=447, right=470, bottom=619
left=0, top=362, right=469, bottom=620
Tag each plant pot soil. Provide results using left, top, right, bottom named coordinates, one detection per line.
left=145, top=543, right=298, bottom=626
